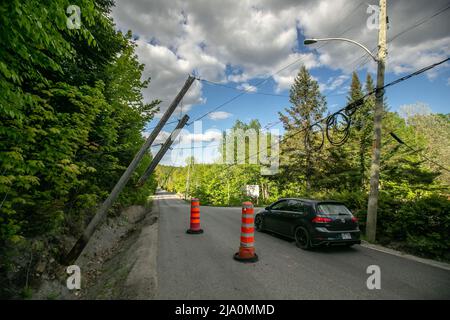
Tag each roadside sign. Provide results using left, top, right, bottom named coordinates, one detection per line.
left=245, top=185, right=260, bottom=198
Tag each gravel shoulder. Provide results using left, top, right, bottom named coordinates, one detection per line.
left=34, top=201, right=159, bottom=300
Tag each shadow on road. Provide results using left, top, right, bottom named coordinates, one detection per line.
left=155, top=190, right=174, bottom=196
left=259, top=230, right=359, bottom=255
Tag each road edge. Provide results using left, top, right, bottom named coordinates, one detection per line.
left=360, top=240, right=450, bottom=271
left=120, top=198, right=160, bottom=299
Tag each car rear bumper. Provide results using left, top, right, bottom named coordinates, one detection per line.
left=311, top=228, right=361, bottom=246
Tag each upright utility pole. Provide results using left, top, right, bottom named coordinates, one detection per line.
left=366, top=0, right=387, bottom=243
left=65, top=76, right=195, bottom=264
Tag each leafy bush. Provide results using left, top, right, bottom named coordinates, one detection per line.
left=388, top=195, right=450, bottom=258
left=0, top=0, right=159, bottom=298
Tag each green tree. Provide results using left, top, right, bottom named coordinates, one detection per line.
left=407, top=112, right=449, bottom=185
left=220, top=119, right=262, bottom=164
left=278, top=65, right=326, bottom=193
left=348, top=72, right=374, bottom=189
left=0, top=0, right=159, bottom=297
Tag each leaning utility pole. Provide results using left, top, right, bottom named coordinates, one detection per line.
left=65, top=76, right=195, bottom=264
left=366, top=0, right=387, bottom=243
left=137, top=114, right=190, bottom=187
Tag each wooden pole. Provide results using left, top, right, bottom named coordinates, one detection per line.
left=366, top=0, right=387, bottom=242
left=64, top=76, right=195, bottom=264
left=137, top=115, right=190, bottom=186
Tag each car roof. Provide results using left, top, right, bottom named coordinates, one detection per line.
left=277, top=198, right=343, bottom=205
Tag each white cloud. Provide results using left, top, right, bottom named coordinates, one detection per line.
left=319, top=74, right=350, bottom=92
left=298, top=0, right=450, bottom=76
left=111, top=0, right=320, bottom=109
left=178, top=130, right=223, bottom=144
left=143, top=127, right=223, bottom=146
left=272, top=52, right=321, bottom=92
left=112, top=0, right=450, bottom=118
left=387, top=37, right=450, bottom=79
left=208, top=111, right=233, bottom=120
left=134, top=41, right=206, bottom=118
left=236, top=83, right=257, bottom=93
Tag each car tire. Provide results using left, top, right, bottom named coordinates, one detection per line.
left=255, top=214, right=263, bottom=231
left=295, top=226, right=311, bottom=250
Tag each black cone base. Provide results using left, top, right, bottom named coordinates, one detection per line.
left=186, top=229, right=204, bottom=234
left=233, top=252, right=259, bottom=263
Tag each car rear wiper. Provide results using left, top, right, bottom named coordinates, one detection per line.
left=338, top=212, right=349, bottom=215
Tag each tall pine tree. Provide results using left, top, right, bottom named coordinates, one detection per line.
left=278, top=65, right=326, bottom=193
left=347, top=72, right=374, bottom=190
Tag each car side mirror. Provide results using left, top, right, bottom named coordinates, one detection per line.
left=265, top=206, right=270, bottom=211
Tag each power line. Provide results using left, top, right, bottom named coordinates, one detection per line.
left=197, top=55, right=449, bottom=137
left=149, top=1, right=449, bottom=135
left=148, top=1, right=448, bottom=142
left=220, top=57, right=450, bottom=174
left=389, top=132, right=450, bottom=172
left=263, top=45, right=377, bottom=132
left=158, top=4, right=450, bottom=176
left=188, top=52, right=318, bottom=124
left=388, top=3, right=450, bottom=44
left=186, top=2, right=369, bottom=126
left=197, top=78, right=289, bottom=97
left=312, top=2, right=450, bottom=98
left=147, top=1, right=367, bottom=133
left=146, top=119, right=179, bottom=132
left=383, top=57, right=449, bottom=89
left=325, top=46, right=378, bottom=98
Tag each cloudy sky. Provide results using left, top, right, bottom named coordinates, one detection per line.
left=111, top=0, right=450, bottom=165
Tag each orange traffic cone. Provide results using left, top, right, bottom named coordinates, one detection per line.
left=234, top=202, right=258, bottom=262
left=186, top=198, right=203, bottom=234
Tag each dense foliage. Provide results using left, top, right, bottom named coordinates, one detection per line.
left=157, top=67, right=450, bottom=260
left=0, top=0, right=158, bottom=297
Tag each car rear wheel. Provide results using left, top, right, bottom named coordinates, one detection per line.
left=255, top=214, right=263, bottom=231
left=295, top=226, right=311, bottom=250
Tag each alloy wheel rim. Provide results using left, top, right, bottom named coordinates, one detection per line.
left=255, top=216, right=262, bottom=229
left=296, top=229, right=307, bottom=246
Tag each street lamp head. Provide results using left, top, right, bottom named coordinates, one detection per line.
left=304, top=39, right=318, bottom=45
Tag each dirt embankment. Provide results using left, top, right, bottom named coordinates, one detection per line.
left=34, top=203, right=159, bottom=300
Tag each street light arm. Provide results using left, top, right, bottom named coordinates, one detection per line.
left=305, top=37, right=378, bottom=62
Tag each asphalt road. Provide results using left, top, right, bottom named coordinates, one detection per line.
left=155, top=191, right=450, bottom=299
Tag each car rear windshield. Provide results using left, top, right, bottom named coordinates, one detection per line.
left=317, top=203, right=352, bottom=216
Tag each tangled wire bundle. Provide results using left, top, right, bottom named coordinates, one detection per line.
left=304, top=123, right=324, bottom=151
left=326, top=112, right=351, bottom=146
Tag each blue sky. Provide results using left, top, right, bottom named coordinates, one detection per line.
left=112, top=0, right=450, bottom=165
left=171, top=63, right=450, bottom=129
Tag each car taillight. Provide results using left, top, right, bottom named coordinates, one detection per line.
left=351, top=216, right=358, bottom=222
left=312, top=216, right=332, bottom=223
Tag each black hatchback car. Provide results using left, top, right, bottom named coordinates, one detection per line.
left=255, top=198, right=361, bottom=249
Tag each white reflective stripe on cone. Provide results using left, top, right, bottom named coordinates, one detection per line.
left=240, top=232, right=254, bottom=238
left=240, top=242, right=254, bottom=247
